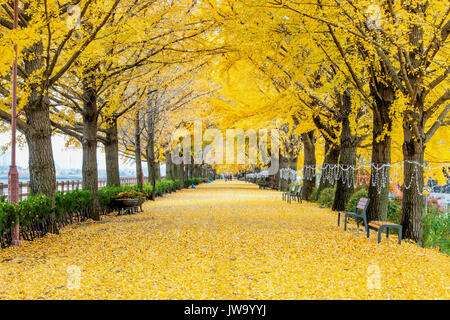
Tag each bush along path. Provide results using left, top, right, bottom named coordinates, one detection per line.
left=0, top=177, right=211, bottom=249
left=0, top=180, right=448, bottom=299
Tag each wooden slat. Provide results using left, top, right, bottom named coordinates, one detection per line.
left=368, top=221, right=400, bottom=229
left=356, top=198, right=369, bottom=209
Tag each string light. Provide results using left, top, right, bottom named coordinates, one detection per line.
left=294, top=161, right=448, bottom=195
left=246, top=160, right=448, bottom=195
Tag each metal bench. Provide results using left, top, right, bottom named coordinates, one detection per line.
left=338, top=197, right=403, bottom=244
left=338, top=197, right=370, bottom=234
left=258, top=182, right=269, bottom=189
left=282, top=185, right=297, bottom=201
left=288, top=186, right=302, bottom=204
left=367, top=221, right=403, bottom=244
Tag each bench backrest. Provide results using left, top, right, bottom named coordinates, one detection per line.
left=356, top=197, right=370, bottom=214
left=290, top=184, right=299, bottom=194
left=296, top=186, right=303, bottom=196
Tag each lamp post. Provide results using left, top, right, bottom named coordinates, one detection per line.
left=9, top=0, right=20, bottom=246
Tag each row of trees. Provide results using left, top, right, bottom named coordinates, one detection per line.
left=0, top=1, right=448, bottom=244
left=0, top=1, right=222, bottom=232
left=200, top=0, right=449, bottom=243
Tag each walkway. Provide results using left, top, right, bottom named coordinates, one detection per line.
left=0, top=181, right=448, bottom=299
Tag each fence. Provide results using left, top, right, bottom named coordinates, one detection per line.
left=0, top=177, right=148, bottom=200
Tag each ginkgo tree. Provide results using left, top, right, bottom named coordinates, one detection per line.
left=277, top=0, right=449, bottom=242
left=199, top=0, right=449, bottom=243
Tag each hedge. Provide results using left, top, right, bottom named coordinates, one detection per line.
left=0, top=189, right=93, bottom=248
left=0, top=177, right=207, bottom=249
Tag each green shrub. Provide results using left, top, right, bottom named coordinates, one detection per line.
left=318, top=187, right=335, bottom=208
left=423, top=204, right=449, bottom=255
left=387, top=198, right=402, bottom=224
left=55, top=189, right=93, bottom=218
left=142, top=183, right=153, bottom=198
left=19, top=194, right=53, bottom=225
left=0, top=189, right=93, bottom=236
left=185, top=177, right=204, bottom=187
left=0, top=201, right=19, bottom=232
left=310, top=187, right=318, bottom=202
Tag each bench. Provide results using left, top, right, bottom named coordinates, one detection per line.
left=288, top=186, right=302, bottom=204
left=258, top=182, right=269, bottom=189
left=367, top=221, right=403, bottom=244
left=338, top=197, right=403, bottom=244
left=282, top=185, right=297, bottom=201
left=338, top=197, right=369, bottom=234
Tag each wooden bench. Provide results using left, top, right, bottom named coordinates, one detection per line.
left=367, top=221, right=403, bottom=244
left=338, top=197, right=403, bottom=244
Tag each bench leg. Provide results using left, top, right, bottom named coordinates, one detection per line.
left=344, top=215, right=348, bottom=231
left=337, top=212, right=341, bottom=226
left=386, top=227, right=389, bottom=238
left=398, top=226, right=402, bottom=245
left=377, top=227, right=384, bottom=243
left=363, top=217, right=369, bottom=238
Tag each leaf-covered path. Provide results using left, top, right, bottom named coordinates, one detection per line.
left=0, top=181, right=448, bottom=299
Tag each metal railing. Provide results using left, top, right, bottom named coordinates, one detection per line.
left=0, top=177, right=148, bottom=200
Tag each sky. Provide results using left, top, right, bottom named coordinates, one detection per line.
left=0, top=132, right=135, bottom=170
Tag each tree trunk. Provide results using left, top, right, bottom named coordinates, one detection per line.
left=146, top=113, right=156, bottom=200
left=165, top=151, right=172, bottom=180
left=301, top=131, right=316, bottom=201
left=134, top=115, right=144, bottom=191
left=155, top=162, right=160, bottom=180
left=367, top=83, right=394, bottom=221
left=289, top=155, right=298, bottom=182
left=23, top=42, right=58, bottom=233
left=82, top=72, right=100, bottom=221
left=147, top=160, right=156, bottom=200
left=317, top=140, right=339, bottom=201
left=178, top=164, right=185, bottom=188
left=25, top=102, right=56, bottom=199
left=279, top=156, right=289, bottom=191
left=400, top=23, right=426, bottom=243
left=333, top=90, right=357, bottom=211
left=401, top=121, right=425, bottom=243
left=194, top=164, right=200, bottom=178
left=173, top=162, right=179, bottom=181
left=25, top=92, right=58, bottom=233
left=104, top=117, right=120, bottom=187
left=271, top=149, right=281, bottom=189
